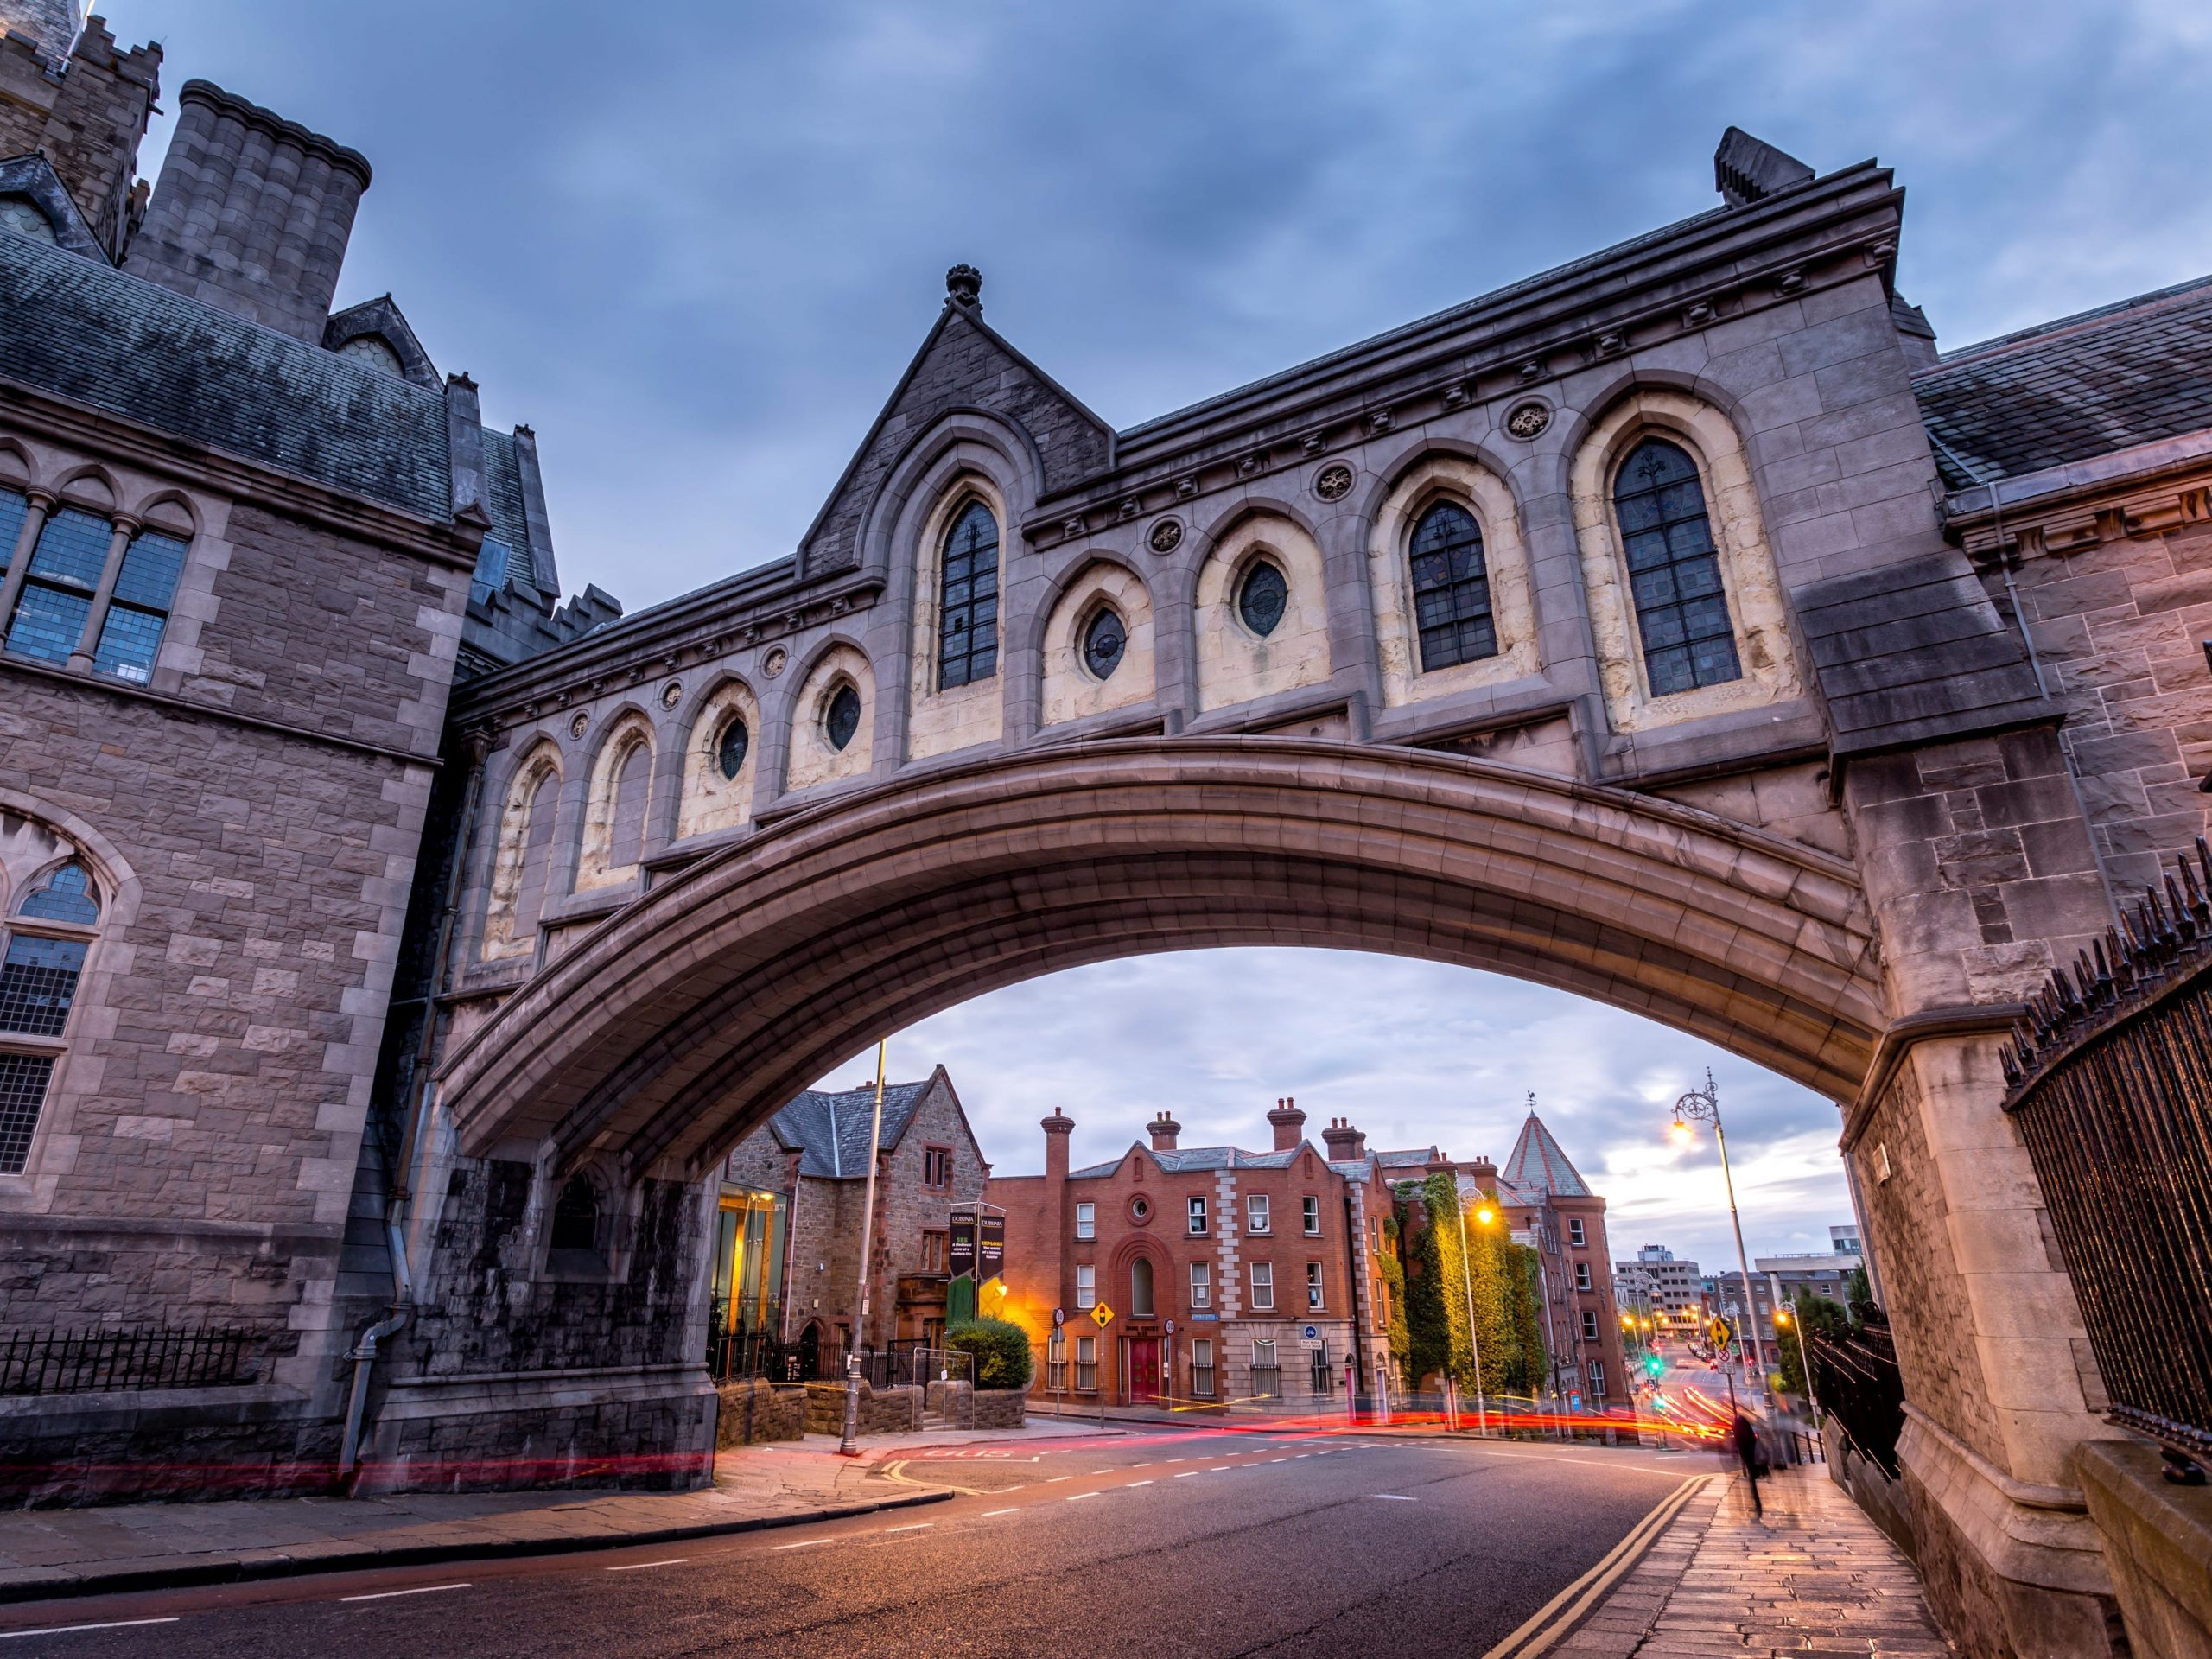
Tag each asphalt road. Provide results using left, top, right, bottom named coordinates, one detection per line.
left=0, top=1428, right=1712, bottom=1657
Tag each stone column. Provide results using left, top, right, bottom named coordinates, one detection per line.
left=1841, top=728, right=2133, bottom=1657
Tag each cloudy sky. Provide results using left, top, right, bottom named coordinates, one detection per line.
left=106, top=0, right=2212, bottom=1269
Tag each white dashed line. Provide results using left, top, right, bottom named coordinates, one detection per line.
left=982, top=1508, right=1019, bottom=1516
left=0, top=1619, right=181, bottom=1640
left=340, top=1584, right=470, bottom=1603
left=772, top=1539, right=831, bottom=1550
left=1066, top=1491, right=1100, bottom=1502
left=882, top=1522, right=934, bottom=1533
left=1174, top=1470, right=1201, bottom=1478
left=1128, top=1479, right=1154, bottom=1487
left=1209, top=1465, right=1230, bottom=1472
left=1045, top=1475, right=1071, bottom=1483
left=1372, top=1494, right=1417, bottom=1502
left=606, top=1558, right=688, bottom=1571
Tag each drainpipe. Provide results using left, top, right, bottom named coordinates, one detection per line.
left=338, top=730, right=492, bottom=1484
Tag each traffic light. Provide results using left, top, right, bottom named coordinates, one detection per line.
left=1643, top=1351, right=1664, bottom=1379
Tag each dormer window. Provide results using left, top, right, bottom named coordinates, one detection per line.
left=337, top=333, right=407, bottom=378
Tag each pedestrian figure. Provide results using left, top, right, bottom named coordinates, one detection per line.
left=1733, top=1411, right=1766, bottom=1517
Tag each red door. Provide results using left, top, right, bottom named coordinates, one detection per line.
left=1128, top=1338, right=1160, bottom=1404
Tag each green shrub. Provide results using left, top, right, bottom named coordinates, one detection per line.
left=945, top=1317, right=1034, bottom=1390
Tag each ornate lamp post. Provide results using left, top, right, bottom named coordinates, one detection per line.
left=1670, top=1071, right=1767, bottom=1395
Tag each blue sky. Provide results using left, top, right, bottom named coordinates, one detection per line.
left=105, top=0, right=2212, bottom=1271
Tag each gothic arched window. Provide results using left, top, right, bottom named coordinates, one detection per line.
left=1, top=860, right=101, bottom=1176
left=1408, top=501, right=1497, bottom=671
left=606, top=738, right=652, bottom=870
left=1611, top=438, right=1741, bottom=696
left=938, top=500, right=1000, bottom=691
left=549, top=1173, right=603, bottom=1255
left=1131, top=1256, right=1156, bottom=1319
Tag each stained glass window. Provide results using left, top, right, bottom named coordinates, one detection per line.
left=1408, top=502, right=1497, bottom=671
left=1611, top=438, right=1741, bottom=696
left=1082, top=607, right=1126, bottom=680
left=938, top=501, right=1000, bottom=690
left=0, top=486, right=26, bottom=577
left=1238, top=561, right=1288, bottom=638
left=825, top=683, right=861, bottom=752
left=94, top=529, right=188, bottom=683
left=715, top=716, right=749, bottom=780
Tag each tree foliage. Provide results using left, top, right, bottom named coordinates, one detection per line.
left=945, top=1316, right=1034, bottom=1390
left=1774, top=1292, right=1851, bottom=1395
left=1399, top=1172, right=1528, bottom=1397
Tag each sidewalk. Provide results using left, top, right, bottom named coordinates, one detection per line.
left=1520, top=1464, right=1950, bottom=1658
left=0, top=1421, right=1102, bottom=1605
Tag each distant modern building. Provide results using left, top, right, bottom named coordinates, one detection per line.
left=1615, top=1244, right=1706, bottom=1336
left=718, top=1066, right=988, bottom=1377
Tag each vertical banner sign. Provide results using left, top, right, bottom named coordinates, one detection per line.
left=978, top=1213, right=1006, bottom=1281
left=949, top=1214, right=977, bottom=1280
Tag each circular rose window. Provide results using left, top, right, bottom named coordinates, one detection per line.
left=1128, top=1195, right=1153, bottom=1224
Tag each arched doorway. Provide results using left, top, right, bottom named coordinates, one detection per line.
left=798, top=1319, right=821, bottom=1382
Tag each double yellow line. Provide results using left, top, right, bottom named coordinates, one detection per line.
left=1479, top=1474, right=1710, bottom=1659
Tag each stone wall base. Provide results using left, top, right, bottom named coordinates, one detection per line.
left=803, top=1380, right=919, bottom=1436
left=1820, top=1413, right=1916, bottom=1560
left=1898, top=1413, right=2129, bottom=1659
left=0, top=1385, right=339, bottom=1507
left=2077, top=1438, right=2212, bottom=1659
left=356, top=1363, right=715, bottom=1495
left=715, top=1379, right=806, bottom=1447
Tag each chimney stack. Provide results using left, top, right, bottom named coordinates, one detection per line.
left=1148, top=1111, right=1180, bottom=1153
left=1042, top=1108, right=1073, bottom=1182
left=1322, top=1116, right=1365, bottom=1160
left=1268, top=1096, right=1306, bottom=1152
left=126, top=79, right=372, bottom=342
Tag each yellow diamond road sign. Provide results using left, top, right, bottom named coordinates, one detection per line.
left=1090, top=1303, right=1114, bottom=1327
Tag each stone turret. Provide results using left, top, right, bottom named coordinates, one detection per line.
left=0, top=9, right=160, bottom=259
left=126, top=78, right=371, bottom=341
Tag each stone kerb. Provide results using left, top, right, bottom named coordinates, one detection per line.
left=437, top=739, right=1885, bottom=1173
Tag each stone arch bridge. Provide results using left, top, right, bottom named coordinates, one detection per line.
left=360, top=130, right=2212, bottom=1653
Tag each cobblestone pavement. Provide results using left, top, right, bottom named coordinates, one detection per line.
left=1553, top=1465, right=1950, bottom=1657
left=0, top=1424, right=1107, bottom=1603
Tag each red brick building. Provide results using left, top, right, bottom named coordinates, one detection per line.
left=718, top=1066, right=988, bottom=1376
left=989, top=1099, right=1402, bottom=1412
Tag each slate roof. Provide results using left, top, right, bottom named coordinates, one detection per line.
left=1501, top=1114, right=1594, bottom=1199
left=1374, top=1147, right=1442, bottom=1170
left=1069, top=1144, right=1304, bottom=1179
left=0, top=227, right=453, bottom=520
left=1796, top=548, right=2053, bottom=760
left=480, top=428, right=546, bottom=592
left=1916, top=273, right=2212, bottom=489
left=769, top=1077, right=931, bottom=1179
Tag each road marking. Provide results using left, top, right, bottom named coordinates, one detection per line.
left=1130, top=1461, right=1151, bottom=1468
left=606, top=1558, right=688, bottom=1571
left=1294, top=1452, right=1313, bottom=1459
left=982, top=1508, right=1019, bottom=1516
left=1174, top=1470, right=1201, bottom=1478
left=772, top=1539, right=831, bottom=1550
left=1066, top=1491, right=1100, bottom=1502
left=882, top=1522, right=934, bottom=1533
left=1371, top=1493, right=1417, bottom=1501
left=1480, top=1477, right=1707, bottom=1659
left=1045, top=1475, right=1071, bottom=1483
left=1268, top=1457, right=1287, bottom=1463
left=1090, top=1469, right=1120, bottom=1474
left=0, top=1618, right=181, bottom=1640
left=1128, top=1479, right=1154, bottom=1487
left=1209, top=1465, right=1230, bottom=1471
left=340, top=1584, right=470, bottom=1603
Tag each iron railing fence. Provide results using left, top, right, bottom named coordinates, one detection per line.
left=0, top=1323, right=257, bottom=1396
left=849, top=1344, right=972, bottom=1393
left=704, top=1299, right=813, bottom=1382
left=1807, top=1321, right=1905, bottom=1478
left=2003, top=840, right=2212, bottom=1466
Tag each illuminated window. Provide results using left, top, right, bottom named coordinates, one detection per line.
left=938, top=501, right=1000, bottom=690
left=1611, top=437, right=1739, bottom=696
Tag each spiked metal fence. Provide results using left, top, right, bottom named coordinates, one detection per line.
left=1807, top=1320, right=1905, bottom=1477
left=2002, top=839, right=2212, bottom=1465
left=0, top=1324, right=257, bottom=1395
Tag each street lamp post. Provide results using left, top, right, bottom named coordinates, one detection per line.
left=1455, top=1189, right=1495, bottom=1435
left=837, top=1041, right=890, bottom=1458
left=1670, top=1070, right=1768, bottom=1397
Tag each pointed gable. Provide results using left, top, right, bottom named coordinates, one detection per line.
left=796, top=274, right=1112, bottom=580
left=1503, top=1113, right=1593, bottom=1198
